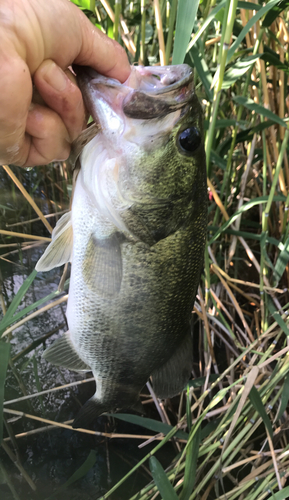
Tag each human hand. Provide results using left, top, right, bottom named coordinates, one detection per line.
left=0, top=0, right=130, bottom=167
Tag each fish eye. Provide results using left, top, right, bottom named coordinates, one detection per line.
left=178, top=127, right=202, bottom=153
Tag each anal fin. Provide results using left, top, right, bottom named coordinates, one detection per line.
left=43, top=331, right=90, bottom=372
left=152, top=333, right=193, bottom=399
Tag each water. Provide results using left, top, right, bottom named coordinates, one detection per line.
left=0, top=166, right=174, bottom=500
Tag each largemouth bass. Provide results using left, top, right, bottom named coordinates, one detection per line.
left=36, top=64, right=207, bottom=428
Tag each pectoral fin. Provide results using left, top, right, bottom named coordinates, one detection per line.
left=43, top=331, right=90, bottom=372
left=82, top=233, right=122, bottom=298
left=152, top=333, right=193, bottom=398
left=36, top=212, right=73, bottom=272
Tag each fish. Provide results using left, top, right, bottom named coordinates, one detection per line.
left=35, top=64, right=207, bottom=428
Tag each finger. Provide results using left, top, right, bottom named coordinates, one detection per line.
left=73, top=18, right=131, bottom=83
left=33, top=60, right=86, bottom=142
left=29, top=0, right=131, bottom=82
left=0, top=53, right=31, bottom=165
left=23, top=103, right=71, bottom=167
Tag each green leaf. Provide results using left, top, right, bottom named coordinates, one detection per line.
left=222, top=55, right=260, bottom=89
left=0, top=279, right=69, bottom=336
left=218, top=119, right=284, bottom=156
left=47, top=450, right=97, bottom=499
left=187, top=375, right=219, bottom=388
left=261, top=51, right=289, bottom=75
left=228, top=0, right=280, bottom=62
left=214, top=7, right=225, bottom=23
left=187, top=0, right=227, bottom=51
left=188, top=44, right=213, bottom=101
left=199, top=419, right=220, bottom=441
left=149, top=456, right=178, bottom=500
left=0, top=269, right=37, bottom=335
left=274, top=236, right=289, bottom=284
left=263, top=0, right=289, bottom=28
left=204, top=119, right=248, bottom=130
left=266, top=486, right=289, bottom=500
left=70, top=0, right=91, bottom=9
left=208, top=195, right=286, bottom=244
left=0, top=204, right=14, bottom=211
left=233, top=96, right=287, bottom=128
left=172, top=0, right=200, bottom=64
left=108, top=414, right=188, bottom=440
left=210, top=150, right=227, bottom=170
left=186, top=385, right=191, bottom=433
left=276, top=373, right=289, bottom=420
left=179, top=427, right=200, bottom=500
left=248, top=386, right=273, bottom=440
left=0, top=342, right=10, bottom=444
left=238, top=1, right=261, bottom=10
left=145, top=23, right=153, bottom=44
left=268, top=299, right=289, bottom=337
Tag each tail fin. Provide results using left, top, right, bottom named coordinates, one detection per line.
left=72, top=397, right=108, bottom=428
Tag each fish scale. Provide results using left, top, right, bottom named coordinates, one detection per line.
left=36, top=64, right=207, bottom=428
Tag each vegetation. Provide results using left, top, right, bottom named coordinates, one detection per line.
left=1, top=0, right=289, bottom=498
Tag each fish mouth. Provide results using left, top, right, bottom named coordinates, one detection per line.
left=73, top=64, right=195, bottom=121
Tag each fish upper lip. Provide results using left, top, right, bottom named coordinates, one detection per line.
left=73, top=64, right=194, bottom=96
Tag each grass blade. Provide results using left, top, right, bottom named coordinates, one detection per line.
left=273, top=236, right=289, bottom=285
left=187, top=0, right=227, bottom=52
left=238, top=1, right=261, bottom=10
left=0, top=279, right=69, bottom=337
left=46, top=450, right=97, bottom=499
left=172, top=0, right=200, bottom=64
left=222, top=55, right=260, bottom=89
left=262, top=0, right=289, bottom=27
left=179, top=426, right=200, bottom=500
left=233, top=96, right=287, bottom=128
left=0, top=269, right=37, bottom=335
left=0, top=342, right=11, bottom=444
left=188, top=44, right=213, bottom=101
left=276, top=373, right=289, bottom=421
left=149, top=456, right=178, bottom=500
left=248, top=385, right=273, bottom=440
left=266, top=486, right=289, bottom=500
left=187, top=375, right=219, bottom=388
left=208, top=195, right=286, bottom=244
left=227, top=0, right=280, bottom=61
left=267, top=299, right=289, bottom=337
left=108, top=413, right=188, bottom=440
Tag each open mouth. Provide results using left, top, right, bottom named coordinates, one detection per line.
left=74, top=64, right=195, bottom=122
left=124, top=64, right=194, bottom=95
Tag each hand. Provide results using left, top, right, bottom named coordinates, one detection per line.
left=0, top=0, right=130, bottom=167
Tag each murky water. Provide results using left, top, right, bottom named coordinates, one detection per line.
left=0, top=166, right=174, bottom=500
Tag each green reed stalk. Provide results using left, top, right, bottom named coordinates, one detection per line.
left=260, top=123, right=268, bottom=332
left=212, top=29, right=263, bottom=228
left=140, top=0, right=146, bottom=64
left=264, top=128, right=289, bottom=227
left=205, top=0, right=238, bottom=176
left=165, top=0, right=177, bottom=64
left=113, top=0, right=121, bottom=41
